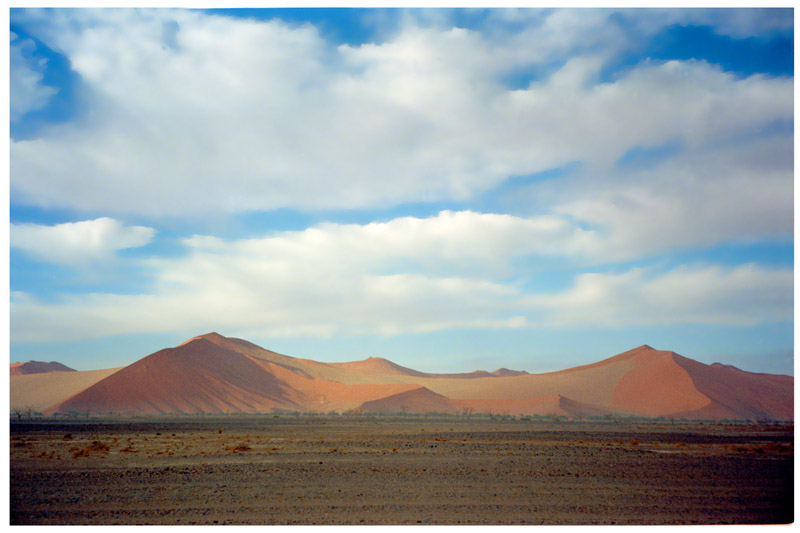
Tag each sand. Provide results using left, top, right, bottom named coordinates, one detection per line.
left=10, top=361, right=76, bottom=376
left=11, top=368, right=123, bottom=412
left=27, top=335, right=794, bottom=420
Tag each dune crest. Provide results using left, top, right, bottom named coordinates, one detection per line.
left=29, top=334, right=792, bottom=420
left=10, top=361, right=76, bottom=376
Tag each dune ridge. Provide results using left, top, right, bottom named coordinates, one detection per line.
left=31, top=333, right=792, bottom=420
left=10, top=361, right=76, bottom=376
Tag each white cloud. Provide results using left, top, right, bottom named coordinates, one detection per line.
left=530, top=264, right=793, bottom=327
left=10, top=9, right=793, bottom=216
left=9, top=212, right=791, bottom=343
left=10, top=32, right=56, bottom=121
left=8, top=10, right=793, bottom=347
left=10, top=210, right=562, bottom=342
left=550, top=133, right=793, bottom=261
left=660, top=8, right=793, bottom=38
left=11, top=218, right=156, bottom=265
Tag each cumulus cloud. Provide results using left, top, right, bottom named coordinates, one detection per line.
left=11, top=218, right=156, bottom=265
left=8, top=9, right=794, bottom=350
left=10, top=31, right=56, bottom=121
left=10, top=9, right=793, bottom=216
left=530, top=264, right=793, bottom=327
left=9, top=212, right=791, bottom=343
left=548, top=133, right=793, bottom=261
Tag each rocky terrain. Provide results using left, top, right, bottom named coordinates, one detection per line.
left=10, top=417, right=794, bottom=525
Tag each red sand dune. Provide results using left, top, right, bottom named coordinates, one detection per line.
left=48, top=338, right=306, bottom=415
left=48, top=335, right=428, bottom=415
left=608, top=347, right=712, bottom=416
left=40, top=334, right=793, bottom=420
left=672, top=356, right=794, bottom=420
left=361, top=390, right=630, bottom=418
left=330, top=357, right=528, bottom=379
left=360, top=387, right=458, bottom=414
left=10, top=361, right=75, bottom=376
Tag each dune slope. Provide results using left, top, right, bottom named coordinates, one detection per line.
left=32, top=334, right=792, bottom=420
left=48, top=338, right=307, bottom=415
left=11, top=368, right=122, bottom=412
left=10, top=361, right=76, bottom=376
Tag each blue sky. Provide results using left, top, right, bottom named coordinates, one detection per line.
left=9, top=7, right=794, bottom=375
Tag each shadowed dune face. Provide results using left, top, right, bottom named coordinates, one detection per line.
left=245, top=356, right=429, bottom=412
left=673, top=355, right=794, bottom=420
left=49, top=338, right=307, bottom=415
left=360, top=387, right=457, bottom=414
left=10, top=361, right=76, bottom=376
left=29, top=333, right=793, bottom=420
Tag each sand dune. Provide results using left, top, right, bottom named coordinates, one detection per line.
left=11, top=367, right=122, bottom=412
left=673, top=355, right=794, bottom=420
left=29, top=334, right=793, bottom=420
left=609, top=348, right=712, bottom=416
left=360, top=386, right=457, bottom=414
left=361, top=389, right=632, bottom=419
left=48, top=335, right=431, bottom=415
left=48, top=338, right=307, bottom=415
left=245, top=356, right=431, bottom=412
left=330, top=357, right=528, bottom=380
left=10, top=361, right=75, bottom=376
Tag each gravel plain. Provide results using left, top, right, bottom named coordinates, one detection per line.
left=10, top=416, right=794, bottom=525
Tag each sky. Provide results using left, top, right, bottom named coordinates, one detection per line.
left=8, top=7, right=795, bottom=375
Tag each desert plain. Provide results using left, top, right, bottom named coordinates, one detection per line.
left=10, top=416, right=793, bottom=525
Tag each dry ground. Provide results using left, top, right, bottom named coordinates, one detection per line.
left=9, top=416, right=794, bottom=525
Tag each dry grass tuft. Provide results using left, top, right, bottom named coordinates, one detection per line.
left=73, top=440, right=110, bottom=458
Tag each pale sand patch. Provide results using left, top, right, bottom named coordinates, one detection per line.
left=11, top=368, right=123, bottom=412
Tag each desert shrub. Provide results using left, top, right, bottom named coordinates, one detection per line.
left=73, top=440, right=110, bottom=458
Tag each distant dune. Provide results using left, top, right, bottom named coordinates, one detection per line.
left=30, top=333, right=792, bottom=420
left=10, top=361, right=75, bottom=376
left=11, top=367, right=122, bottom=412
left=329, top=357, right=528, bottom=380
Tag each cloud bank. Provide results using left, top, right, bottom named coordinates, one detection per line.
left=10, top=213, right=792, bottom=342
left=11, top=218, right=155, bottom=265
left=9, top=9, right=793, bottom=353
left=11, top=9, right=792, bottom=218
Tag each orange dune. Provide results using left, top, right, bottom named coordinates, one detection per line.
left=34, top=333, right=792, bottom=420
left=10, top=361, right=75, bottom=376
left=360, top=387, right=458, bottom=414
left=47, top=335, right=432, bottom=415
left=245, top=356, right=428, bottom=412
left=609, top=348, right=712, bottom=416
left=361, top=390, right=632, bottom=418
left=11, top=367, right=122, bottom=412
left=48, top=338, right=306, bottom=415
left=329, top=357, right=430, bottom=378
left=672, top=356, right=794, bottom=420
left=330, top=357, right=528, bottom=380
